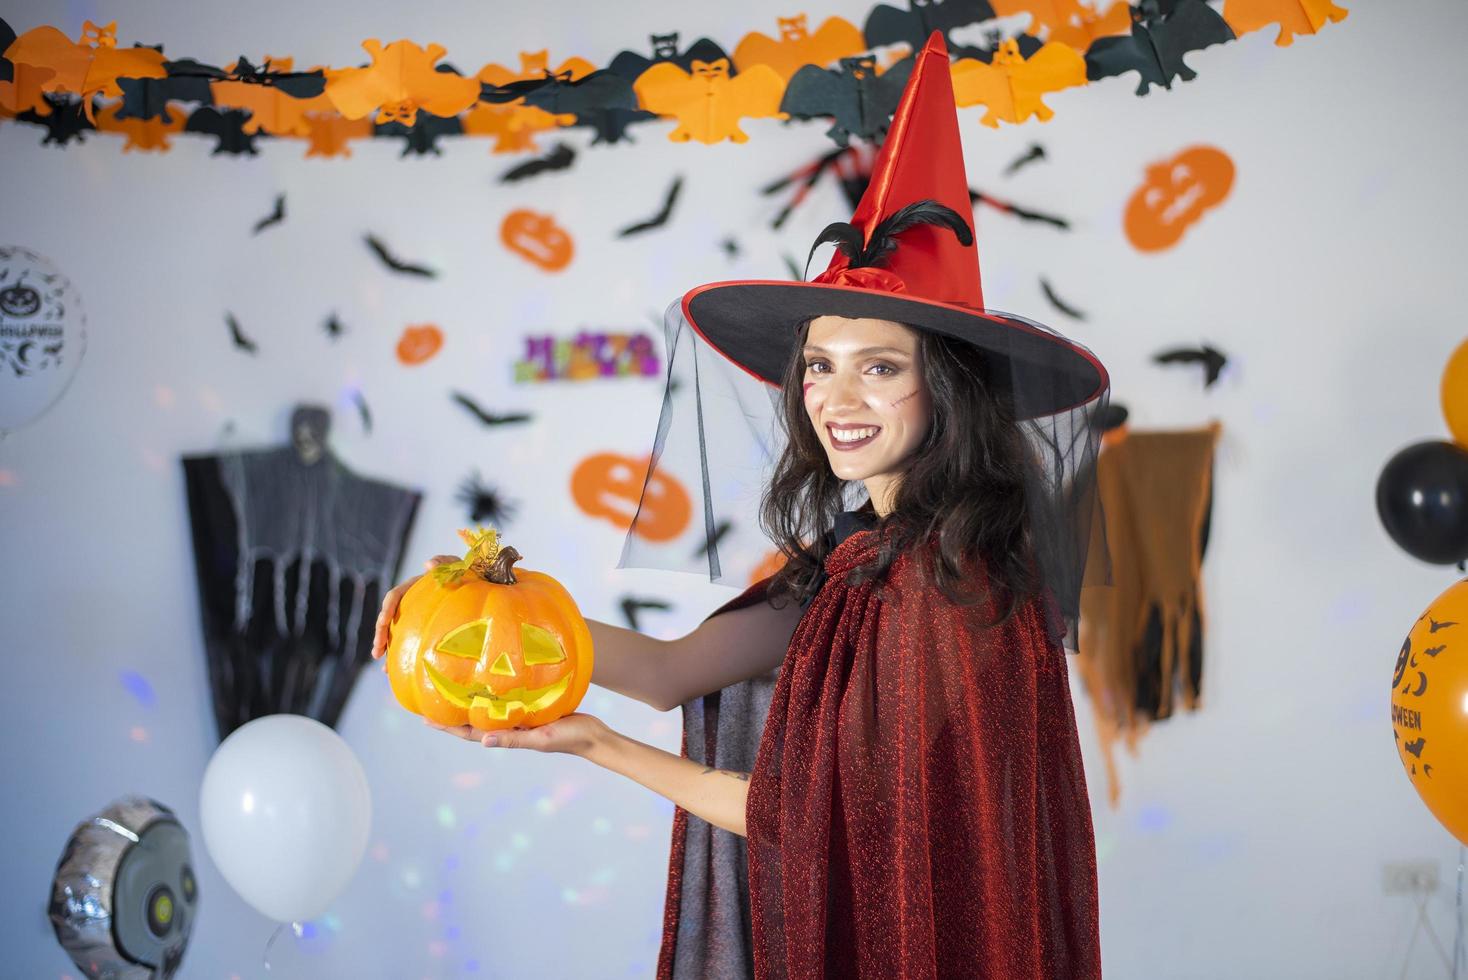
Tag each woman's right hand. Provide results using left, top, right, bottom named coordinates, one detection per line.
left=372, top=554, right=458, bottom=663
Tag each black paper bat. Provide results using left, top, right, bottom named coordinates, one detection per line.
left=1086, top=0, right=1235, bottom=96
left=1005, top=144, right=1046, bottom=175
left=720, top=237, right=741, bottom=259
left=116, top=60, right=221, bottom=121
left=353, top=391, right=373, bottom=433
left=608, top=34, right=732, bottom=81
left=185, top=107, right=260, bottom=155
left=692, top=519, right=735, bottom=560
left=252, top=193, right=285, bottom=234
left=499, top=143, right=576, bottom=182
left=484, top=70, right=647, bottom=145
left=364, top=234, right=437, bottom=278
left=456, top=472, right=518, bottom=525
left=0, top=18, right=16, bottom=84
left=323, top=312, right=346, bottom=339
left=969, top=188, right=1069, bottom=229
left=374, top=111, right=463, bottom=157
left=1040, top=278, right=1086, bottom=320
left=781, top=55, right=914, bottom=147
left=619, top=596, right=672, bottom=632
left=225, top=312, right=257, bottom=354
left=16, top=95, right=94, bottom=146
left=951, top=30, right=1044, bottom=62
left=228, top=56, right=328, bottom=99
left=863, top=0, right=997, bottom=51
left=617, top=177, right=684, bottom=237
left=1152, top=344, right=1228, bottom=387
left=450, top=392, right=532, bottom=427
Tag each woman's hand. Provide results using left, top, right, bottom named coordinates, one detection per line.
left=371, top=554, right=458, bottom=662
left=424, top=713, right=611, bottom=758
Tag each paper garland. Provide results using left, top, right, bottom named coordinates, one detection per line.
left=0, top=3, right=1347, bottom=156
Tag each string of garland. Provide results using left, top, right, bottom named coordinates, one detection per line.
left=0, top=2, right=1346, bottom=157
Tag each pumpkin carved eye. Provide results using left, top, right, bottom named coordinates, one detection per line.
left=521, top=622, right=566, bottom=665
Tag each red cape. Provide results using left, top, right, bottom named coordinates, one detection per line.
left=662, top=526, right=1101, bottom=978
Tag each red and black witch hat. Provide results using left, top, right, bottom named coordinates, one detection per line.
left=681, top=31, right=1107, bottom=419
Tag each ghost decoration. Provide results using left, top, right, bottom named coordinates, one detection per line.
left=0, top=245, right=87, bottom=434
left=48, top=796, right=199, bottom=980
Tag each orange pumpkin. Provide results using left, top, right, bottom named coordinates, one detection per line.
left=385, top=528, right=593, bottom=731
left=1123, top=145, right=1235, bottom=253
left=570, top=452, right=691, bottom=542
left=500, top=209, right=574, bottom=272
left=396, top=324, right=443, bottom=365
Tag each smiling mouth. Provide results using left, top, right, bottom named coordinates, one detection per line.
left=424, top=660, right=571, bottom=721
left=827, top=424, right=881, bottom=451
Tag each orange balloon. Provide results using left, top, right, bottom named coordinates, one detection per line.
left=1443, top=338, right=1468, bottom=449
left=1390, top=578, right=1468, bottom=846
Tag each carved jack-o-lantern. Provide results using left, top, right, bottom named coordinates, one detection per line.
left=386, top=528, right=593, bottom=730
left=1124, top=146, right=1235, bottom=253
left=0, top=273, right=41, bottom=317
left=570, top=451, right=691, bottom=542
left=500, top=209, right=575, bottom=272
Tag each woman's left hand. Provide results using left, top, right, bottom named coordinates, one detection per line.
left=424, top=712, right=610, bottom=758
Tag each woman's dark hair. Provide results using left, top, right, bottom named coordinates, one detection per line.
left=760, top=318, right=1040, bottom=621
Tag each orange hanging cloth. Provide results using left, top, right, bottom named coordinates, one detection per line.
left=1078, top=423, right=1221, bottom=806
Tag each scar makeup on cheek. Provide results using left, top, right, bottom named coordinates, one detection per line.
left=890, top=389, right=918, bottom=408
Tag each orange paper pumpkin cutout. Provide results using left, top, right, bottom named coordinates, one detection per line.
left=93, top=102, right=184, bottom=151
left=5, top=21, right=165, bottom=121
left=462, top=102, right=574, bottom=153
left=210, top=57, right=335, bottom=135
left=324, top=39, right=481, bottom=126
left=303, top=112, right=374, bottom=157
left=500, top=210, right=574, bottom=272
left=1222, top=0, right=1349, bottom=47
left=732, top=15, right=866, bottom=81
left=634, top=58, right=787, bottom=144
left=950, top=39, right=1087, bottom=127
left=1124, top=145, right=1235, bottom=252
left=396, top=324, right=444, bottom=365
left=385, top=528, right=593, bottom=731
left=477, top=50, right=595, bottom=88
left=571, top=452, right=691, bottom=542
left=1390, top=579, right=1468, bottom=847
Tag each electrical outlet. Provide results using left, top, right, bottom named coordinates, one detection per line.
left=1383, top=861, right=1440, bottom=895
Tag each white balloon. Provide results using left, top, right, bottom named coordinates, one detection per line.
left=0, top=246, right=87, bottom=434
left=199, top=715, right=371, bottom=922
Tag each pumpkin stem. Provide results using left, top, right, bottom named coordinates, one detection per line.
left=432, top=526, right=523, bottom=586
left=485, top=546, right=522, bottom=585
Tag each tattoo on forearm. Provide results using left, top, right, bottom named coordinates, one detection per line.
left=700, top=767, right=750, bottom=781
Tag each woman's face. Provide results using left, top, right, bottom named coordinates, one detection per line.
left=801, top=315, right=931, bottom=511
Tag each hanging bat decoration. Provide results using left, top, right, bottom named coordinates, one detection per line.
left=969, top=187, right=1070, bottom=229
left=951, top=37, right=1087, bottom=127
left=617, top=176, right=684, bottom=237
left=449, top=391, right=532, bottom=427
left=353, top=390, right=373, bottom=433
left=693, top=519, right=734, bottom=560
left=1040, top=277, right=1087, bottom=319
left=364, top=234, right=437, bottom=278
left=4, top=20, right=166, bottom=121
left=1086, top=0, right=1236, bottom=96
left=781, top=55, right=914, bottom=147
left=619, top=596, right=672, bottom=633
left=323, top=39, right=480, bottom=126
left=184, top=107, right=260, bottom=154
left=224, top=313, right=257, bottom=354
left=1152, top=344, right=1229, bottom=387
left=374, top=110, right=463, bottom=156
left=0, top=17, right=15, bottom=84
left=92, top=101, right=184, bottom=151
left=609, top=34, right=733, bottom=82
left=732, top=14, right=866, bottom=81
left=1004, top=143, right=1046, bottom=174
left=456, top=471, right=519, bottom=526
left=15, top=95, right=94, bottom=145
left=252, top=193, right=285, bottom=234
left=862, top=0, right=998, bottom=51
left=322, top=312, right=346, bottom=339
left=116, top=59, right=222, bottom=122
left=210, top=57, right=334, bottom=137
left=488, top=70, right=645, bottom=145
left=1222, top=0, right=1348, bottom=47
left=499, top=142, right=576, bottom=182
left=633, top=57, right=786, bottom=144
left=720, top=237, right=741, bottom=259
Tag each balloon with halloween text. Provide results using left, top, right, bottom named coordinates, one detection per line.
left=0, top=246, right=87, bottom=433
left=1375, top=440, right=1468, bottom=565
left=1390, top=578, right=1468, bottom=846
left=385, top=527, right=594, bottom=730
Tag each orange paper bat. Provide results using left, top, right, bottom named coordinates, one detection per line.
left=732, top=14, right=866, bottom=80
left=991, top=0, right=1099, bottom=35
left=325, top=39, right=480, bottom=126
left=1222, top=0, right=1348, bottom=46
left=634, top=58, right=786, bottom=144
left=1047, top=1, right=1134, bottom=51
left=462, top=102, right=574, bottom=153
left=476, top=50, right=595, bottom=87
left=5, top=20, right=165, bottom=120
left=950, top=39, right=1086, bottom=127
left=93, top=101, right=184, bottom=151
left=302, top=112, right=374, bottom=158
left=211, top=57, right=335, bottom=135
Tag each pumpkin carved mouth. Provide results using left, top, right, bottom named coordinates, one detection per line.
left=422, top=660, right=572, bottom=722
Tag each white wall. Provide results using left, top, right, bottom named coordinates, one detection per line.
left=2, top=1, right=1465, bottom=977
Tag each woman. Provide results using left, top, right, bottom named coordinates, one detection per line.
left=374, top=33, right=1106, bottom=979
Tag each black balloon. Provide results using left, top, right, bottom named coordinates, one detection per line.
left=1376, top=440, right=1468, bottom=564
